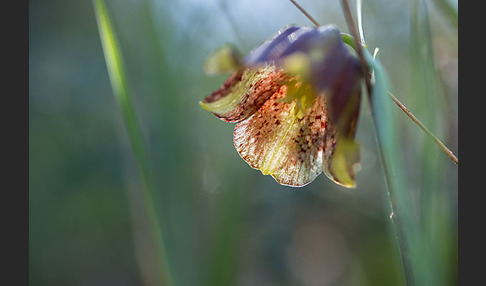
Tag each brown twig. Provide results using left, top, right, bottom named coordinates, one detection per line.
left=289, top=0, right=320, bottom=27
left=388, top=91, right=458, bottom=165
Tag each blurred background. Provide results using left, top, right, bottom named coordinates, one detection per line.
left=29, top=0, right=457, bottom=285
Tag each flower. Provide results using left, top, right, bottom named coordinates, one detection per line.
left=200, top=25, right=363, bottom=188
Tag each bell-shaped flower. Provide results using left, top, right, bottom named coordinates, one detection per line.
left=200, top=25, right=363, bottom=188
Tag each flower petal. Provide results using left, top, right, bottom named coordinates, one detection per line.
left=242, top=24, right=349, bottom=92
left=242, top=25, right=303, bottom=65
left=200, top=66, right=290, bottom=122
left=233, top=85, right=337, bottom=187
left=326, top=57, right=362, bottom=137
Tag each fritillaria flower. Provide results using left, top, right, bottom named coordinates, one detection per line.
left=200, top=25, right=363, bottom=188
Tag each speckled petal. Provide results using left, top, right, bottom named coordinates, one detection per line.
left=200, top=66, right=290, bottom=122
left=233, top=85, right=337, bottom=187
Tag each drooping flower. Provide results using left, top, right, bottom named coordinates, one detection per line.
left=200, top=25, right=363, bottom=188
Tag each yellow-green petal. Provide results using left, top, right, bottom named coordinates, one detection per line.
left=200, top=66, right=290, bottom=122
left=324, top=138, right=360, bottom=188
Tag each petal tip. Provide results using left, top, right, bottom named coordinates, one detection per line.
left=324, top=138, right=360, bottom=189
left=199, top=100, right=210, bottom=111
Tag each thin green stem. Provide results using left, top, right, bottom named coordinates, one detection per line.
left=93, top=0, right=174, bottom=285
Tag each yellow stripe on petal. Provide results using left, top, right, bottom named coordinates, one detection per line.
left=200, top=66, right=290, bottom=122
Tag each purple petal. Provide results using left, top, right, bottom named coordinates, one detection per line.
left=242, top=25, right=302, bottom=65
left=242, top=25, right=351, bottom=92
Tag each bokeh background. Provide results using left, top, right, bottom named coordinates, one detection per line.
left=29, top=0, right=457, bottom=285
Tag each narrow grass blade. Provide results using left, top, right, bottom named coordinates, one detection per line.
left=366, top=53, right=416, bottom=286
left=340, top=1, right=415, bottom=282
left=93, top=0, right=174, bottom=285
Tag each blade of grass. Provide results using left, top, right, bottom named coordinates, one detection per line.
left=93, top=0, right=174, bottom=285
left=367, top=54, right=416, bottom=286
left=340, top=1, right=415, bottom=285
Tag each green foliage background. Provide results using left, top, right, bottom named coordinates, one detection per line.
left=29, top=0, right=457, bottom=285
